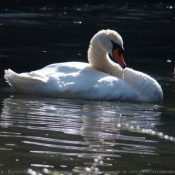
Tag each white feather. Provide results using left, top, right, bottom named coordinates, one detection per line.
left=4, top=30, right=163, bottom=102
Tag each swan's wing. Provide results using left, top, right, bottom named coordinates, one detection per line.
left=5, top=69, right=47, bottom=85
left=4, top=62, right=91, bottom=95
left=4, top=62, right=145, bottom=101
left=41, top=63, right=139, bottom=100
left=36, top=62, right=89, bottom=76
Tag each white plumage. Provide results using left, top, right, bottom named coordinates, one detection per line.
left=4, top=29, right=163, bottom=102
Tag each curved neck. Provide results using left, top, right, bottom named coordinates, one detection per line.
left=88, top=44, right=123, bottom=78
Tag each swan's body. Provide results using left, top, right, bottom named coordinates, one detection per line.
left=4, top=29, right=163, bottom=102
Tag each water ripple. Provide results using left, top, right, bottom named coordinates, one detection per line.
left=0, top=95, right=171, bottom=173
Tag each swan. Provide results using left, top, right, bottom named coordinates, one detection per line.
left=4, top=29, right=163, bottom=102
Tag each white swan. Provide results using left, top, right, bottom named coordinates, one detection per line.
left=4, top=29, right=163, bottom=102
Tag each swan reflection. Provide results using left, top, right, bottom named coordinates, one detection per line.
left=0, top=95, right=164, bottom=173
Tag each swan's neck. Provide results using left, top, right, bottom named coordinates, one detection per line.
left=88, top=44, right=123, bottom=78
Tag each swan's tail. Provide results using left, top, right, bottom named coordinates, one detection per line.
left=4, top=69, right=47, bottom=93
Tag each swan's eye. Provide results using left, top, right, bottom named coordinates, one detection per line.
left=118, top=47, right=125, bottom=56
left=111, top=40, right=125, bottom=56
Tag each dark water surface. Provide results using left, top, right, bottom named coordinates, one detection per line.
left=0, top=1, right=175, bottom=175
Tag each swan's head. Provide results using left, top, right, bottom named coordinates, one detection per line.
left=90, top=29, right=126, bottom=69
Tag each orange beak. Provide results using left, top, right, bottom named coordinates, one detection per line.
left=113, top=48, right=126, bottom=69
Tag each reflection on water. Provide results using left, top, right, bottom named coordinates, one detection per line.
left=0, top=95, right=174, bottom=174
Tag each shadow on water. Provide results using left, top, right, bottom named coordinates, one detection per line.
left=0, top=95, right=175, bottom=174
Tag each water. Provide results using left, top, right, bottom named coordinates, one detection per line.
left=0, top=95, right=175, bottom=175
left=0, top=1, right=175, bottom=175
